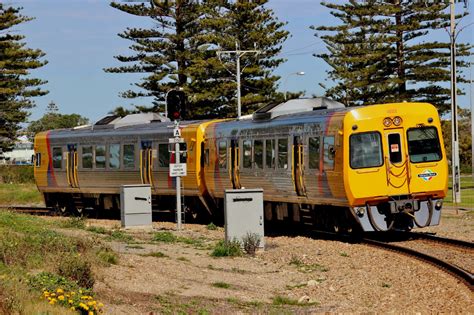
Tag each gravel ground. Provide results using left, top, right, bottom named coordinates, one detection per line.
left=55, top=207, right=473, bottom=314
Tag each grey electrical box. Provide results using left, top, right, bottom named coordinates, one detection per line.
left=120, top=185, right=152, bottom=228
left=224, top=188, right=264, bottom=249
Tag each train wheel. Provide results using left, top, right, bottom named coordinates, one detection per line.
left=53, top=202, right=68, bottom=216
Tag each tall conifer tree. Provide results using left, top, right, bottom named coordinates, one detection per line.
left=0, top=4, right=48, bottom=151
left=106, top=0, right=288, bottom=118
left=313, top=0, right=471, bottom=113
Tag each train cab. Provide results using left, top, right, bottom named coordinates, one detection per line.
left=343, top=102, right=448, bottom=231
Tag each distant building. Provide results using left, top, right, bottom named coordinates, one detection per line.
left=0, top=136, right=34, bottom=165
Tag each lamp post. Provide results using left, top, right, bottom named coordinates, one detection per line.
left=165, top=87, right=184, bottom=118
left=283, top=71, right=305, bottom=101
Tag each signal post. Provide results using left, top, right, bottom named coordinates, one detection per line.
left=169, top=121, right=186, bottom=230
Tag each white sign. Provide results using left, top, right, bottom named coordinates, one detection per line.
left=173, top=128, right=181, bottom=137
left=169, top=138, right=185, bottom=143
left=170, top=163, right=187, bottom=177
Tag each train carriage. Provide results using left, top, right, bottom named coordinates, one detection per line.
left=34, top=98, right=448, bottom=232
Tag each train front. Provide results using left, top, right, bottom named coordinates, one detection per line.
left=343, top=103, right=448, bottom=232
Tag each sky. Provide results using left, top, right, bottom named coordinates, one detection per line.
left=5, top=0, right=474, bottom=123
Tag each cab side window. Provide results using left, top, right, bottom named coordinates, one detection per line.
left=323, top=136, right=335, bottom=170
left=218, top=141, right=227, bottom=169
left=308, top=137, right=320, bottom=170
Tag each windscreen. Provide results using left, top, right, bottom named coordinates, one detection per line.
left=407, top=127, right=442, bottom=163
left=350, top=132, right=383, bottom=169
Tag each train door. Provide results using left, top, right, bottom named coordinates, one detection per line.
left=140, top=141, right=154, bottom=187
left=384, top=129, right=410, bottom=195
left=66, top=144, right=79, bottom=188
left=293, top=136, right=306, bottom=196
left=230, top=139, right=241, bottom=189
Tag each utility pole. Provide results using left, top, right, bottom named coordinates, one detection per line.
left=169, top=120, right=186, bottom=230
left=450, top=0, right=462, bottom=206
left=217, top=42, right=261, bottom=119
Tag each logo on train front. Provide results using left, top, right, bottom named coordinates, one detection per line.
left=417, top=169, right=437, bottom=181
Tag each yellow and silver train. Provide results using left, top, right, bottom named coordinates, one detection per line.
left=34, top=98, right=448, bottom=232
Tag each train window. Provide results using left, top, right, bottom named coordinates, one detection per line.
left=243, top=140, right=252, bottom=168
left=254, top=140, right=263, bottom=169
left=308, top=137, right=320, bottom=169
left=350, top=132, right=383, bottom=169
left=82, top=146, right=93, bottom=169
left=52, top=147, right=62, bottom=169
left=407, top=127, right=442, bottom=163
left=95, top=145, right=106, bottom=169
left=323, top=136, right=335, bottom=170
left=109, top=144, right=120, bottom=169
left=35, top=153, right=41, bottom=167
left=278, top=138, right=288, bottom=169
left=123, top=144, right=135, bottom=168
left=218, top=141, right=227, bottom=169
left=388, top=133, right=402, bottom=163
left=158, top=143, right=170, bottom=167
left=265, top=139, right=275, bottom=168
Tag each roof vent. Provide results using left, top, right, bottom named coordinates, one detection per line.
left=253, top=97, right=345, bottom=120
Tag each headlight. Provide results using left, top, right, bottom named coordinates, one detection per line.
left=435, top=200, right=442, bottom=210
left=383, top=117, right=392, bottom=127
left=356, top=207, right=365, bottom=217
left=393, top=116, right=402, bottom=126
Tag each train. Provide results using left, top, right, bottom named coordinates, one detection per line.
left=33, top=98, right=448, bottom=232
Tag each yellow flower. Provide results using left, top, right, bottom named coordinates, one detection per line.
left=71, top=292, right=76, bottom=296
left=81, top=295, right=89, bottom=300
left=98, top=302, right=104, bottom=308
left=88, top=311, right=94, bottom=315
left=79, top=302, right=89, bottom=311
left=88, top=301, right=96, bottom=306
left=79, top=289, right=83, bottom=294
left=43, top=292, right=50, bottom=297
left=49, top=298, right=57, bottom=305
left=50, top=293, right=56, bottom=297
left=68, top=299, right=73, bottom=304
left=56, top=288, right=64, bottom=294
left=70, top=307, right=76, bottom=311
left=58, top=295, right=65, bottom=301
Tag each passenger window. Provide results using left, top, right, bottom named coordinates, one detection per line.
left=35, top=153, right=41, bottom=167
left=265, top=139, right=275, bottom=168
left=52, top=147, right=62, bottom=169
left=243, top=140, right=252, bottom=168
left=109, top=144, right=120, bottom=169
left=95, top=145, right=106, bottom=169
left=218, top=141, right=227, bottom=169
left=254, top=140, right=263, bottom=169
left=308, top=137, right=320, bottom=169
left=323, top=136, right=335, bottom=170
left=278, top=138, right=288, bottom=169
left=388, top=133, right=402, bottom=163
left=158, top=143, right=170, bottom=167
left=123, top=144, right=135, bottom=168
left=82, top=146, right=93, bottom=169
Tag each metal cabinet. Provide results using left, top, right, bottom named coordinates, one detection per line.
left=120, top=184, right=152, bottom=228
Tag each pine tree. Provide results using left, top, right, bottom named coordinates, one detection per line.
left=0, top=4, right=48, bottom=151
left=189, top=0, right=289, bottom=118
left=106, top=0, right=288, bottom=119
left=312, top=0, right=471, bottom=113
left=105, top=0, right=204, bottom=118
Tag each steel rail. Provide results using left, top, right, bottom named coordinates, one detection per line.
left=361, top=237, right=473, bottom=291
left=406, top=232, right=474, bottom=249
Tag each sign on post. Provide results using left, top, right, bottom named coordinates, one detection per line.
left=169, top=163, right=187, bottom=177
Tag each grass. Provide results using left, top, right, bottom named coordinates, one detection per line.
left=0, top=211, right=106, bottom=314
left=60, top=216, right=86, bottom=229
left=212, top=281, right=231, bottom=289
left=144, top=251, right=168, bottom=258
left=152, top=231, right=208, bottom=249
left=272, top=296, right=299, bottom=306
left=0, top=183, right=43, bottom=205
left=445, top=176, right=474, bottom=208
left=210, top=240, right=242, bottom=257
left=289, top=255, right=329, bottom=273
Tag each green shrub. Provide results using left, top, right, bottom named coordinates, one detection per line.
left=242, top=232, right=261, bottom=256
left=96, top=247, right=118, bottom=266
left=57, top=254, right=95, bottom=289
left=61, top=216, right=86, bottom=229
left=211, top=239, right=242, bottom=257
left=206, top=223, right=217, bottom=230
left=107, top=230, right=133, bottom=242
left=0, top=165, right=34, bottom=184
left=29, top=272, right=84, bottom=294
left=272, top=295, right=299, bottom=305
left=153, top=231, right=177, bottom=243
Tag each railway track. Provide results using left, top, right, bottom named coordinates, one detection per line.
left=0, top=205, right=52, bottom=215
left=361, top=232, right=474, bottom=291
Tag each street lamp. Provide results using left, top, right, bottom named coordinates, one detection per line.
left=283, top=71, right=305, bottom=101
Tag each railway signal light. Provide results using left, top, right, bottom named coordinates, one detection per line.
left=166, top=90, right=186, bottom=121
